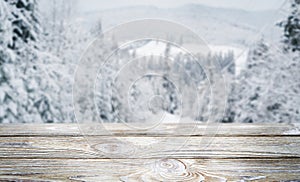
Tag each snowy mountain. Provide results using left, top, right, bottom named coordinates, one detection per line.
left=80, top=4, right=282, bottom=46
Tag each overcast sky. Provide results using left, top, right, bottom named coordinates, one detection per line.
left=78, top=0, right=286, bottom=12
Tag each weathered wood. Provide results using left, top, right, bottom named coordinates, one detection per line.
left=0, top=123, right=299, bottom=181
left=0, top=123, right=299, bottom=136
left=0, top=159, right=300, bottom=181
left=0, top=136, right=300, bottom=159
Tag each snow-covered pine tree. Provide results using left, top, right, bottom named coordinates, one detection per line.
left=41, top=0, right=86, bottom=61
left=38, top=0, right=87, bottom=123
left=279, top=0, right=300, bottom=52
left=226, top=0, right=300, bottom=123
left=161, top=75, right=179, bottom=115
left=0, top=0, right=62, bottom=123
left=4, top=0, right=40, bottom=50
left=229, top=39, right=300, bottom=123
left=231, top=41, right=275, bottom=123
left=91, top=18, right=103, bottom=37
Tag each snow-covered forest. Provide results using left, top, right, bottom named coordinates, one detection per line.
left=0, top=0, right=299, bottom=123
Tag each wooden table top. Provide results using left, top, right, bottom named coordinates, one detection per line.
left=0, top=123, right=299, bottom=181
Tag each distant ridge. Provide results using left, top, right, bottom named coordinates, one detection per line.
left=80, top=4, right=282, bottom=46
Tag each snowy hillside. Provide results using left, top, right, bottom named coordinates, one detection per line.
left=80, top=4, right=282, bottom=46
left=76, top=4, right=279, bottom=75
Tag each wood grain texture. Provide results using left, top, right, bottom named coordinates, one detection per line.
left=0, top=159, right=300, bottom=181
left=0, top=136, right=300, bottom=159
left=0, top=123, right=299, bottom=181
left=0, top=123, right=299, bottom=136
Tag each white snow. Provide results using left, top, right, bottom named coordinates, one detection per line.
left=283, top=127, right=300, bottom=135
left=132, top=41, right=183, bottom=57
left=161, top=112, right=196, bottom=123
left=161, top=112, right=180, bottom=123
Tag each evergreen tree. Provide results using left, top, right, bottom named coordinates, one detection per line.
left=230, top=40, right=300, bottom=123
left=4, top=0, right=40, bottom=50
left=0, top=0, right=60, bottom=123
left=279, top=0, right=300, bottom=52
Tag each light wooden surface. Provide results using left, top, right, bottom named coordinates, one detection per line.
left=0, top=123, right=300, bottom=181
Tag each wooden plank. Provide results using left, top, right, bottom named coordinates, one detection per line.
left=0, top=136, right=299, bottom=159
left=0, top=123, right=299, bottom=136
left=0, top=158, right=299, bottom=181
left=1, top=124, right=299, bottom=181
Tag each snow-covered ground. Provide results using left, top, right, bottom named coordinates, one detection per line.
left=161, top=112, right=196, bottom=123
left=129, top=40, right=183, bottom=57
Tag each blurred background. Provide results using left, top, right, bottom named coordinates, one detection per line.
left=0, top=0, right=299, bottom=124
